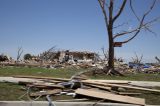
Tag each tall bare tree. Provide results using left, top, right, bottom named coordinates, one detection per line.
left=131, top=53, right=143, bottom=64
left=98, top=0, right=159, bottom=75
left=101, top=47, right=108, bottom=61
left=155, top=56, right=160, bottom=63
left=17, top=47, right=23, bottom=62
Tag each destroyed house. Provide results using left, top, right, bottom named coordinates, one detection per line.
left=39, top=50, right=98, bottom=63
left=59, top=50, right=97, bottom=62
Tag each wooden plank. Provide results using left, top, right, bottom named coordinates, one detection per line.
left=39, top=79, right=61, bottom=83
left=13, top=75, right=70, bottom=82
left=83, top=80, right=129, bottom=84
left=29, top=83, right=64, bottom=89
left=128, top=81, right=160, bottom=88
left=82, top=80, right=160, bottom=93
left=75, top=88, right=145, bottom=105
left=55, top=98, right=89, bottom=102
left=118, top=92, right=142, bottom=95
left=86, top=84, right=111, bottom=91
left=85, top=80, right=160, bottom=87
left=30, top=89, right=62, bottom=96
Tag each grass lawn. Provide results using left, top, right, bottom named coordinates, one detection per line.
left=90, top=73, right=160, bottom=81
left=0, top=66, right=85, bottom=78
left=0, top=66, right=160, bottom=105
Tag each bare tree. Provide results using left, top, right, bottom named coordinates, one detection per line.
left=40, top=46, right=57, bottom=61
left=155, top=56, right=160, bottom=63
left=98, top=0, right=159, bottom=75
left=101, top=47, right=108, bottom=61
left=17, top=47, right=23, bottom=62
left=131, top=53, right=143, bottom=64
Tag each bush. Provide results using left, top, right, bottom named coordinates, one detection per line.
left=24, top=53, right=32, bottom=60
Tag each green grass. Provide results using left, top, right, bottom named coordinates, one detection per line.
left=0, top=66, right=160, bottom=105
left=0, top=66, right=84, bottom=78
left=1, top=66, right=160, bottom=81
left=0, top=82, right=27, bottom=101
left=90, top=73, right=160, bottom=81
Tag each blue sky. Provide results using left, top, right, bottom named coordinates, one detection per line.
left=0, top=0, right=160, bottom=62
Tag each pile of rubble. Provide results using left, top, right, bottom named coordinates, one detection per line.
left=1, top=76, right=160, bottom=105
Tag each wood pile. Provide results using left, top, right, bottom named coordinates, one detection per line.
left=13, top=75, right=160, bottom=106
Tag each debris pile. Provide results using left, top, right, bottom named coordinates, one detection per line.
left=3, top=75, right=160, bottom=105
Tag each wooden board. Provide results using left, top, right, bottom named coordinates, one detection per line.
left=30, top=89, right=62, bottom=96
left=28, top=83, right=64, bottom=89
left=84, top=80, right=160, bottom=87
left=118, top=92, right=142, bottom=95
left=82, top=80, right=160, bottom=93
left=83, top=80, right=129, bottom=84
left=86, top=84, right=111, bottom=91
left=75, top=88, right=145, bottom=105
left=13, top=75, right=70, bottom=82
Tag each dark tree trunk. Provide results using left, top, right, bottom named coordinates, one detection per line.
left=108, top=39, right=114, bottom=69
left=107, top=18, right=114, bottom=70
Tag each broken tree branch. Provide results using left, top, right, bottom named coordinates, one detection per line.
left=98, top=0, right=109, bottom=27
left=17, top=47, right=23, bottom=61
left=113, top=16, right=160, bottom=40
left=130, top=0, right=157, bottom=36
left=112, top=0, right=127, bottom=22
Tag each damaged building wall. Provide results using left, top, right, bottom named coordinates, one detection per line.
left=58, top=50, right=97, bottom=63
left=35, top=50, right=100, bottom=64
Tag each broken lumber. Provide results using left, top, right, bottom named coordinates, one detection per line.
left=82, top=80, right=160, bottom=93
left=83, top=80, right=129, bottom=84
left=30, top=89, right=62, bottom=96
left=118, top=92, right=142, bottom=95
left=13, top=75, right=70, bottom=82
left=28, top=83, right=64, bottom=89
left=0, top=77, right=42, bottom=84
left=55, top=98, right=89, bottom=102
left=75, top=88, right=145, bottom=105
left=84, top=80, right=160, bottom=87
left=85, top=84, right=111, bottom=91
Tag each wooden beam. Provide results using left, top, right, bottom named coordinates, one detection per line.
left=30, top=89, right=62, bottom=97
left=118, top=92, right=142, bottom=95
left=13, top=75, right=70, bottom=82
left=83, top=80, right=129, bottom=84
left=85, top=84, right=111, bottom=91
left=75, top=89, right=145, bottom=105
left=28, top=83, right=64, bottom=89
left=82, top=80, right=160, bottom=93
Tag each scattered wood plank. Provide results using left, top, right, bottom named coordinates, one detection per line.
left=28, top=83, right=64, bottom=89
left=13, top=75, right=70, bottom=82
left=55, top=98, right=89, bottom=102
left=75, top=88, right=145, bottom=105
left=128, top=81, right=160, bottom=88
left=82, top=80, right=160, bottom=93
left=30, top=89, right=62, bottom=96
left=118, top=92, right=142, bottom=95
left=85, top=80, right=160, bottom=87
left=83, top=80, right=129, bottom=84
left=85, top=84, right=111, bottom=91
left=39, top=79, right=61, bottom=83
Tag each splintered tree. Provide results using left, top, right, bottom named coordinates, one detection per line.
left=17, top=47, right=23, bottom=62
left=132, top=53, right=143, bottom=64
left=98, top=0, right=159, bottom=75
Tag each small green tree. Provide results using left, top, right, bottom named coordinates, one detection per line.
left=24, top=53, right=32, bottom=60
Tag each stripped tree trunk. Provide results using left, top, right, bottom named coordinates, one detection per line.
left=98, top=0, right=158, bottom=75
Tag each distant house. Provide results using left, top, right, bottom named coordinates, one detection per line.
left=39, top=50, right=99, bottom=63
left=59, top=50, right=96, bottom=63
